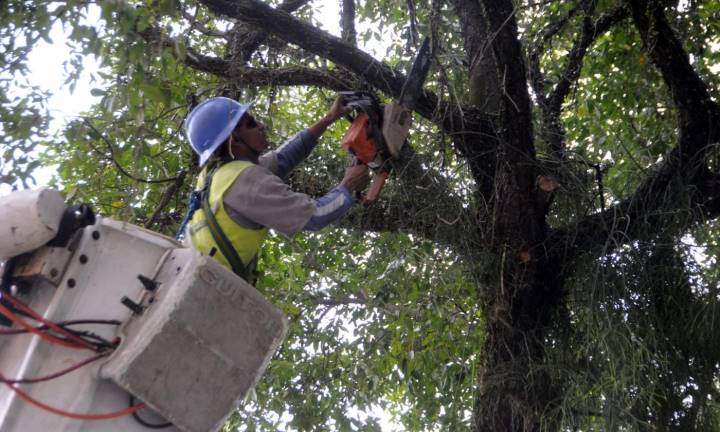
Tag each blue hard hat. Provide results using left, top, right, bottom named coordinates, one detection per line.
left=184, top=97, right=253, bottom=166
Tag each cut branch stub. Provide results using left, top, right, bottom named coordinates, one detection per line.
left=518, top=246, right=531, bottom=263
left=536, top=175, right=559, bottom=193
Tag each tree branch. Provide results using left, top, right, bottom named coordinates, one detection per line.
left=545, top=1, right=598, bottom=116
left=340, top=0, right=357, bottom=46
left=628, top=0, right=720, bottom=155
left=530, top=5, right=628, bottom=160
left=556, top=0, right=720, bottom=259
left=406, top=0, right=420, bottom=47
left=528, top=1, right=586, bottom=109
left=141, top=25, right=356, bottom=90
left=548, top=6, right=628, bottom=114
left=182, top=3, right=228, bottom=38
left=145, top=170, right=187, bottom=229
left=197, top=0, right=482, bottom=134
left=551, top=163, right=720, bottom=258
left=82, top=118, right=182, bottom=185
left=225, top=0, right=310, bottom=63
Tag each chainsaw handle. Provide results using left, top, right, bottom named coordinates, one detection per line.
left=350, top=157, right=364, bottom=202
left=362, top=171, right=389, bottom=206
left=337, top=91, right=380, bottom=123
left=347, top=157, right=369, bottom=202
left=348, top=157, right=389, bottom=206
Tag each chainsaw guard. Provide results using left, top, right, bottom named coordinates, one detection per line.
left=382, top=103, right=411, bottom=159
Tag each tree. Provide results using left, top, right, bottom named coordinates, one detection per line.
left=3, top=0, right=720, bottom=430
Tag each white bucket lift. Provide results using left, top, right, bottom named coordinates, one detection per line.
left=0, top=188, right=288, bottom=432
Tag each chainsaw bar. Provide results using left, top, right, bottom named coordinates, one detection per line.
left=398, top=36, right=432, bottom=111
left=382, top=36, right=432, bottom=159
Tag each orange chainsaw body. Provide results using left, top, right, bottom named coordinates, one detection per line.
left=340, top=112, right=378, bottom=165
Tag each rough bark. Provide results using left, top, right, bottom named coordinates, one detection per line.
left=340, top=0, right=356, bottom=46
left=468, top=0, right=565, bottom=430
left=448, top=0, right=501, bottom=200
left=450, top=0, right=501, bottom=114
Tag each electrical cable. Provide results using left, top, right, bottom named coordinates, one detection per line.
left=1, top=352, right=110, bottom=384
left=129, top=395, right=173, bottom=429
left=67, top=331, right=118, bottom=350
left=0, top=319, right=121, bottom=335
left=0, top=320, right=120, bottom=349
left=0, top=302, right=88, bottom=349
left=0, top=321, right=114, bottom=351
left=1, top=293, right=96, bottom=349
left=0, top=371, right=146, bottom=420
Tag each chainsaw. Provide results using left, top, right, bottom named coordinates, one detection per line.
left=340, top=36, right=433, bottom=205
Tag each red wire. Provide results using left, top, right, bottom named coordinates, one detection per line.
left=1, top=352, right=109, bottom=384
left=0, top=303, right=87, bottom=349
left=2, top=293, right=95, bottom=350
left=0, top=371, right=146, bottom=420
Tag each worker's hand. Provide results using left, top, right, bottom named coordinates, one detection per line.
left=340, top=164, right=371, bottom=193
left=310, top=95, right=352, bottom=139
left=324, top=95, right=352, bottom=123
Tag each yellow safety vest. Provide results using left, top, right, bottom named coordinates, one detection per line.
left=188, top=161, right=269, bottom=277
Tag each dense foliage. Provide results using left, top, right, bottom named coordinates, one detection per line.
left=2, top=0, right=720, bottom=430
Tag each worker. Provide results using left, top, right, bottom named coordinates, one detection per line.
left=178, top=95, right=370, bottom=282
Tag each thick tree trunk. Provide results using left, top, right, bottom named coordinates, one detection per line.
left=472, top=168, right=567, bottom=431
left=474, top=248, right=566, bottom=431
left=469, top=1, right=566, bottom=430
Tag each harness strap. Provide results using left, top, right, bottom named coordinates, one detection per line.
left=200, top=164, right=254, bottom=280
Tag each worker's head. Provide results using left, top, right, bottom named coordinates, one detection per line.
left=184, top=97, right=255, bottom=166
left=225, top=111, right=268, bottom=161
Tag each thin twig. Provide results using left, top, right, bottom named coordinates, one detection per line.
left=82, top=118, right=183, bottom=184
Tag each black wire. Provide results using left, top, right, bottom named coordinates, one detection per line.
left=61, top=319, right=122, bottom=326
left=0, top=258, right=17, bottom=292
left=0, top=318, right=121, bottom=351
left=128, top=394, right=173, bottom=429
left=58, top=325, right=118, bottom=350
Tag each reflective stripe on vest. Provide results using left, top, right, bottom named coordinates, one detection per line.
left=188, top=161, right=269, bottom=272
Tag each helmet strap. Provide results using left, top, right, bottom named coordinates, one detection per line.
left=227, top=137, right=236, bottom=159
left=229, top=131, right=261, bottom=160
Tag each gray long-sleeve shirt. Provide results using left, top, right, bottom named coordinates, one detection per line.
left=222, top=129, right=352, bottom=236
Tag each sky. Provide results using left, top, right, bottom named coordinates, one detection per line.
left=27, top=27, right=103, bottom=130
left=1, top=9, right=105, bottom=195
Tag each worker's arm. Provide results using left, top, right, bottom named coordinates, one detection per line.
left=260, top=95, right=350, bottom=178
left=261, top=129, right=317, bottom=179
left=302, top=164, right=368, bottom=231
left=307, top=95, right=351, bottom=139
left=223, top=164, right=369, bottom=236
left=301, top=186, right=353, bottom=231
